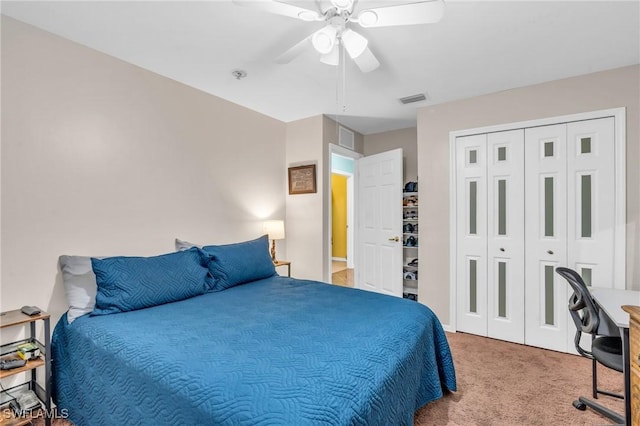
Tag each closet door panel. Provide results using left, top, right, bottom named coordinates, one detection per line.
left=524, top=124, right=569, bottom=352
left=567, top=117, right=615, bottom=289
left=486, top=130, right=525, bottom=344
left=456, top=134, right=488, bottom=336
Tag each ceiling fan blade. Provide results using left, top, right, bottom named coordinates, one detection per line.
left=233, top=0, right=322, bottom=22
left=275, top=35, right=313, bottom=64
left=352, top=46, right=380, bottom=73
left=355, top=0, right=444, bottom=28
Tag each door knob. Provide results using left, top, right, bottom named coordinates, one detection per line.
left=499, top=248, right=505, bottom=252
left=547, top=250, right=554, bottom=255
left=389, top=236, right=400, bottom=242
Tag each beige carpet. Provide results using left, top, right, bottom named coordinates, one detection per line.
left=416, top=331, right=624, bottom=425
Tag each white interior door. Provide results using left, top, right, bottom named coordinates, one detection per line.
left=456, top=134, right=488, bottom=336
left=524, top=124, right=569, bottom=352
left=486, top=130, right=525, bottom=344
left=356, top=148, right=403, bottom=297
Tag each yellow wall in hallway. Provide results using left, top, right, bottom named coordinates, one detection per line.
left=331, top=174, right=348, bottom=258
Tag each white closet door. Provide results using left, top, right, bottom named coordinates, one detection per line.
left=456, top=134, right=488, bottom=336
left=524, top=124, right=569, bottom=352
left=486, top=130, right=525, bottom=343
left=567, top=117, right=616, bottom=289
left=453, top=110, right=623, bottom=354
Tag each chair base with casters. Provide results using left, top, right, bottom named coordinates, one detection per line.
left=555, top=267, right=625, bottom=425
left=570, top=338, right=625, bottom=425
left=572, top=397, right=624, bottom=425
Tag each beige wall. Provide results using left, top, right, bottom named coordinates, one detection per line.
left=285, top=115, right=325, bottom=280
left=1, top=17, right=287, bottom=325
left=364, top=127, right=417, bottom=184
left=417, top=65, right=640, bottom=326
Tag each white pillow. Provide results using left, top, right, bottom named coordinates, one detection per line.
left=175, top=238, right=200, bottom=251
left=59, top=255, right=97, bottom=324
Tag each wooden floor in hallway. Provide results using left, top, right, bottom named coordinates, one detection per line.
left=331, top=261, right=354, bottom=288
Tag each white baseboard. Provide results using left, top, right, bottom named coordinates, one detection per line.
left=442, top=324, right=456, bottom=333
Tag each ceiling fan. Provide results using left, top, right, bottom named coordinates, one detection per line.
left=233, top=0, right=445, bottom=73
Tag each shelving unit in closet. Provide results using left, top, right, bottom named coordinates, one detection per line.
left=403, top=181, right=419, bottom=301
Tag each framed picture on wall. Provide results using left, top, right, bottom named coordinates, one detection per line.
left=288, top=164, right=317, bottom=194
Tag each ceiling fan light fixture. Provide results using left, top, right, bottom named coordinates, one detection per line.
left=357, top=10, right=378, bottom=27
left=312, top=26, right=337, bottom=54
left=330, top=0, right=353, bottom=11
left=297, top=10, right=319, bottom=21
left=320, top=45, right=340, bottom=66
left=353, top=47, right=380, bottom=72
left=341, top=29, right=368, bottom=59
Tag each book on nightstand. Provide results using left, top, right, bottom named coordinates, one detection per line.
left=9, top=389, right=42, bottom=415
left=16, top=342, right=40, bottom=360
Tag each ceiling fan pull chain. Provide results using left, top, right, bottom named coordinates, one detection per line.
left=334, top=46, right=340, bottom=122
left=332, top=44, right=341, bottom=124
left=342, top=43, right=347, bottom=113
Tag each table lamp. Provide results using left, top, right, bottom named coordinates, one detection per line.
left=263, top=220, right=285, bottom=263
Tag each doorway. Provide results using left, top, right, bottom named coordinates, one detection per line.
left=328, top=145, right=360, bottom=287
left=331, top=172, right=353, bottom=286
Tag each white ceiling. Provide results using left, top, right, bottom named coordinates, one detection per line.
left=2, top=0, right=639, bottom=135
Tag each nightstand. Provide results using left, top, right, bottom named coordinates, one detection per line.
left=623, top=305, right=640, bottom=425
left=0, top=308, right=51, bottom=426
left=274, top=260, right=291, bottom=277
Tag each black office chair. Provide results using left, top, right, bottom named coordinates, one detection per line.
left=555, top=267, right=624, bottom=424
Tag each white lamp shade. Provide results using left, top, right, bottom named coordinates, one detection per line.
left=330, top=0, right=353, bottom=10
left=320, top=45, right=340, bottom=66
left=298, top=10, right=319, bottom=21
left=357, top=10, right=378, bottom=27
left=341, top=29, right=368, bottom=59
left=312, top=26, right=337, bottom=54
left=263, top=220, right=285, bottom=240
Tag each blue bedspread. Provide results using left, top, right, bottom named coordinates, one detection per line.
left=52, top=276, right=456, bottom=425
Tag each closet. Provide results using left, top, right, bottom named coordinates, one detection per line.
left=452, top=109, right=625, bottom=353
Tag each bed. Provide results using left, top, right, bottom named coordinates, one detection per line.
left=52, top=237, right=456, bottom=425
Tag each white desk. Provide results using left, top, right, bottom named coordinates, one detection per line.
left=590, top=288, right=640, bottom=426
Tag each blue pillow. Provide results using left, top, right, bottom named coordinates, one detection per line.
left=92, top=248, right=212, bottom=315
left=203, top=235, right=276, bottom=291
